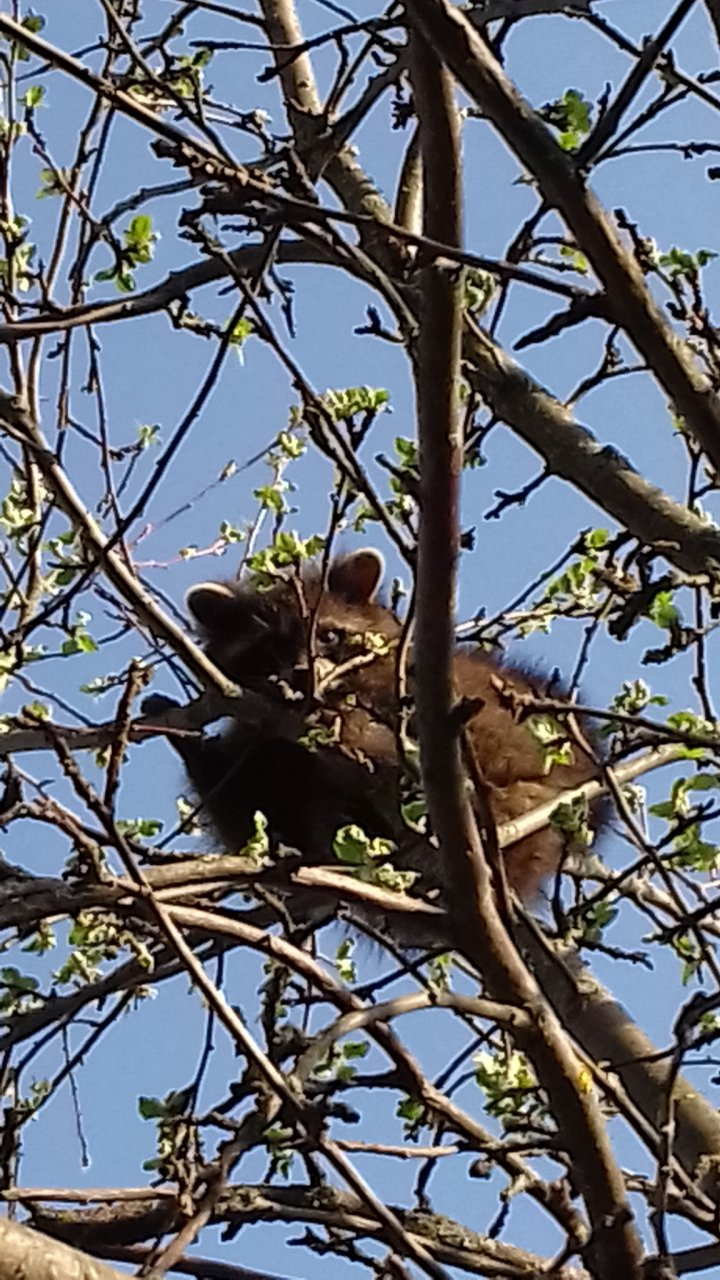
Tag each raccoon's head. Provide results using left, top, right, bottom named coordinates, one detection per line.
left=185, top=549, right=395, bottom=684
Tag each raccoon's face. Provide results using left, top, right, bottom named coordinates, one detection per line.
left=185, top=549, right=395, bottom=685
left=185, top=581, right=305, bottom=682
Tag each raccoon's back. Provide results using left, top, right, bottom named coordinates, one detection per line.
left=455, top=651, right=599, bottom=896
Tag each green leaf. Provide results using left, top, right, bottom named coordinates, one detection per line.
left=240, top=811, right=270, bottom=861
left=23, top=700, right=49, bottom=720
left=335, top=937, right=356, bottom=983
left=228, top=316, right=253, bottom=347
left=648, top=590, right=680, bottom=629
left=127, top=214, right=152, bottom=243
left=13, top=12, right=45, bottom=61
left=117, top=817, right=163, bottom=839
left=397, top=1096, right=424, bottom=1124
left=137, top=423, right=160, bottom=448
left=138, top=1086, right=193, bottom=1120
left=22, top=84, right=44, bottom=109
left=658, top=246, right=717, bottom=281
left=138, top=1095, right=166, bottom=1120
left=1, top=967, right=40, bottom=993
left=540, top=88, right=592, bottom=151
left=321, top=386, right=389, bottom=423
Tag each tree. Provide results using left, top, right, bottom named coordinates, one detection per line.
left=0, top=2, right=719, bottom=1277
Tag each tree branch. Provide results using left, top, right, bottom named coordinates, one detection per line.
left=0, top=1218, right=128, bottom=1280
left=409, top=23, right=644, bottom=1278
left=409, top=0, right=720, bottom=476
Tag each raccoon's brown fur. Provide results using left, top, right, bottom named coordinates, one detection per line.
left=147, top=550, right=600, bottom=902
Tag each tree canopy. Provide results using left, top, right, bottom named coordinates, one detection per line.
left=1, top=3, right=720, bottom=1280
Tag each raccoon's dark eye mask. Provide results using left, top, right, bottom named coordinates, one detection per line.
left=185, top=581, right=304, bottom=681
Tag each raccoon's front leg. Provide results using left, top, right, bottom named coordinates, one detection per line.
left=142, top=693, right=258, bottom=846
left=143, top=695, right=350, bottom=855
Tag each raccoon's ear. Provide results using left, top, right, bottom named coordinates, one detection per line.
left=185, top=582, right=237, bottom=631
left=328, top=550, right=384, bottom=604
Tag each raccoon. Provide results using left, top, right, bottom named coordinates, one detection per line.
left=144, top=550, right=601, bottom=909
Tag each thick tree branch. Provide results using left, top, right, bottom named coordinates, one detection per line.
left=0, top=1218, right=127, bottom=1280
left=257, top=0, right=396, bottom=234
left=408, top=0, right=720, bottom=476
left=409, top=24, right=644, bottom=1278
left=463, top=320, right=720, bottom=582
left=26, top=1183, right=592, bottom=1279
